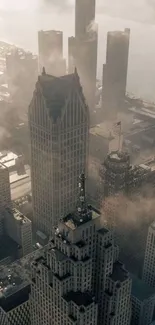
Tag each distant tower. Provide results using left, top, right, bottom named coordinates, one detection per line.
left=102, top=150, right=130, bottom=198
left=29, top=70, right=89, bottom=236
left=68, top=0, right=98, bottom=112
left=102, top=29, right=130, bottom=119
left=75, top=0, right=96, bottom=39
left=142, top=221, right=155, bottom=287
left=38, top=30, right=66, bottom=76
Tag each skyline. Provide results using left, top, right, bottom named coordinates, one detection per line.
left=0, top=2, right=155, bottom=102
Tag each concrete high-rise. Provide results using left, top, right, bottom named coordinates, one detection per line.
left=29, top=69, right=89, bottom=236
left=68, top=0, right=98, bottom=112
left=0, top=163, right=11, bottom=237
left=5, top=207, right=32, bottom=257
left=30, top=174, right=131, bottom=325
left=68, top=31, right=98, bottom=112
left=75, top=0, right=96, bottom=38
left=102, top=29, right=130, bottom=119
left=101, top=150, right=155, bottom=275
left=103, top=151, right=130, bottom=198
left=38, top=30, right=66, bottom=76
left=142, top=221, right=155, bottom=287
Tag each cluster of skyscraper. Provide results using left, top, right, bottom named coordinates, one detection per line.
left=1, top=1, right=155, bottom=325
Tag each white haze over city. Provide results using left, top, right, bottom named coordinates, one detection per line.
left=0, top=0, right=155, bottom=100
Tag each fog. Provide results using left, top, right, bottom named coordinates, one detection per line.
left=0, top=0, right=155, bottom=100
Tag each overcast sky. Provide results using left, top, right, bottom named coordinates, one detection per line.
left=0, top=0, right=155, bottom=101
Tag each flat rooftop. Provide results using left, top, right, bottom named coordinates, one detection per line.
left=63, top=291, right=95, bottom=307
left=90, top=122, right=115, bottom=139
left=63, top=205, right=100, bottom=230
left=108, top=151, right=130, bottom=163
left=131, top=274, right=155, bottom=301
left=110, top=261, right=129, bottom=283
left=0, top=151, right=18, bottom=169
left=6, top=207, right=31, bottom=224
left=0, top=264, right=30, bottom=312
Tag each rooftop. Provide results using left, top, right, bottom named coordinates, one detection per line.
left=108, top=151, right=130, bottom=163
left=38, top=71, right=81, bottom=122
left=50, top=247, right=67, bottom=262
left=0, top=151, right=18, bottom=169
left=110, top=261, right=129, bottom=283
left=6, top=207, right=31, bottom=224
left=90, top=122, right=114, bottom=140
left=39, top=29, right=62, bottom=35
left=63, top=205, right=100, bottom=230
left=63, top=291, right=95, bottom=307
left=0, top=264, right=29, bottom=298
left=0, top=264, right=30, bottom=312
left=131, top=274, right=155, bottom=301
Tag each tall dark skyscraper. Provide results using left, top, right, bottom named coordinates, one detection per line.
left=75, top=0, right=96, bottom=38
left=38, top=30, right=66, bottom=76
left=69, top=0, right=97, bottom=112
left=29, top=69, right=89, bottom=236
left=102, top=29, right=130, bottom=119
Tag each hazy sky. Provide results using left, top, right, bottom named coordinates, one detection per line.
left=0, top=0, right=155, bottom=101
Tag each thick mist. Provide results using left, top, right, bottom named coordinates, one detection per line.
left=0, top=0, right=155, bottom=100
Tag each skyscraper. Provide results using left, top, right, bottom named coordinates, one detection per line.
left=69, top=0, right=97, bottom=112
left=142, top=221, right=155, bottom=287
left=75, top=0, right=96, bottom=38
left=30, top=174, right=131, bottom=325
left=0, top=163, right=11, bottom=237
left=29, top=69, right=89, bottom=236
left=38, top=30, right=66, bottom=76
left=102, top=29, right=130, bottom=119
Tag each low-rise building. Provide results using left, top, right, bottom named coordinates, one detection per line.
left=0, top=265, right=31, bottom=325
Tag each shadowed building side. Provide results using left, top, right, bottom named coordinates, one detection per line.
left=75, top=0, right=96, bottom=39
left=68, top=30, right=98, bottom=112
left=102, top=29, right=130, bottom=120
left=29, top=69, right=89, bottom=236
left=38, top=30, right=66, bottom=76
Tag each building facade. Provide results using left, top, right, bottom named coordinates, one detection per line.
left=142, top=221, right=155, bottom=287
left=75, top=0, right=96, bottom=39
left=0, top=163, right=11, bottom=237
left=4, top=207, right=32, bottom=257
left=29, top=69, right=89, bottom=235
left=102, top=29, right=130, bottom=119
left=69, top=0, right=98, bottom=112
left=101, top=150, right=155, bottom=275
left=38, top=30, right=66, bottom=76
left=131, top=274, right=155, bottom=325
left=30, top=174, right=131, bottom=325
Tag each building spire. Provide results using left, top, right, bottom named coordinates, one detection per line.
left=77, top=172, right=87, bottom=214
